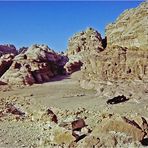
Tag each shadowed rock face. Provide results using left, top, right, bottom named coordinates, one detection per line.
left=0, top=45, right=17, bottom=78
left=0, top=54, right=15, bottom=77
left=106, top=2, right=148, bottom=50
left=0, top=44, right=68, bottom=86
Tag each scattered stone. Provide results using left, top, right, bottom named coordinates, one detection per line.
left=71, top=118, right=86, bottom=131
left=71, top=118, right=89, bottom=142
left=5, top=103, right=25, bottom=116
left=47, top=108, right=58, bottom=124
left=107, top=95, right=129, bottom=104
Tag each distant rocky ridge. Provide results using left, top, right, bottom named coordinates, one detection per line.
left=0, top=44, right=68, bottom=86
left=0, top=44, right=17, bottom=57
left=106, top=2, right=148, bottom=50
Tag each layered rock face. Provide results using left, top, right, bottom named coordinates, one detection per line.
left=106, top=2, right=148, bottom=49
left=81, top=46, right=148, bottom=83
left=0, top=44, right=17, bottom=57
left=80, top=46, right=148, bottom=99
left=0, top=45, right=68, bottom=86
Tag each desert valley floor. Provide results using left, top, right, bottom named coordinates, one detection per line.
left=0, top=72, right=148, bottom=147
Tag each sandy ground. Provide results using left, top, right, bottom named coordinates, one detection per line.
left=0, top=72, right=148, bottom=147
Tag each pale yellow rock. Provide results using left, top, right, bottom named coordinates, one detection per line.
left=50, top=126, right=75, bottom=145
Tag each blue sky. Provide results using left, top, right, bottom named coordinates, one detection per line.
left=0, top=1, right=142, bottom=52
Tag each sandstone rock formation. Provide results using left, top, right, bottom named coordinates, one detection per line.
left=65, top=27, right=104, bottom=73
left=106, top=2, right=148, bottom=50
left=81, top=46, right=148, bottom=83
left=64, top=60, right=83, bottom=74
left=67, top=27, right=104, bottom=56
left=0, top=54, right=15, bottom=77
left=18, top=47, right=28, bottom=54
left=75, top=2, right=148, bottom=90
left=0, top=44, right=68, bottom=86
left=0, top=44, right=17, bottom=57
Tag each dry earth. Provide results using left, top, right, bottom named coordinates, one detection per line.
left=0, top=71, right=148, bottom=147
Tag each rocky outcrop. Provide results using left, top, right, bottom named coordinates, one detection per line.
left=65, top=28, right=104, bottom=73
left=0, top=44, right=17, bottom=57
left=81, top=46, right=148, bottom=83
left=0, top=54, right=15, bottom=77
left=0, top=45, right=17, bottom=78
left=80, top=45, right=148, bottom=100
left=0, top=45, right=68, bottom=86
left=106, top=2, right=148, bottom=50
left=18, top=47, right=28, bottom=54
left=64, top=60, right=83, bottom=74
left=76, top=2, right=148, bottom=96
left=67, top=27, right=104, bottom=56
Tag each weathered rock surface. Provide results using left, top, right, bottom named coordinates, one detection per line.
left=0, top=44, right=17, bottom=57
left=93, top=116, right=147, bottom=141
left=50, top=126, right=75, bottom=145
left=64, top=60, right=83, bottom=74
left=0, top=54, right=15, bottom=77
left=81, top=46, right=148, bottom=83
left=65, top=27, right=104, bottom=74
left=18, top=47, right=28, bottom=54
left=0, top=44, right=68, bottom=86
left=106, top=2, right=148, bottom=50
left=75, top=2, right=148, bottom=95
left=67, top=27, right=104, bottom=56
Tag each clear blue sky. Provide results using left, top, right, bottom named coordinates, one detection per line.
left=0, top=1, right=143, bottom=52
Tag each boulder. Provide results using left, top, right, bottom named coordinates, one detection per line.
left=64, top=60, right=83, bottom=74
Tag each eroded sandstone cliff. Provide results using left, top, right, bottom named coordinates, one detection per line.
left=106, top=2, right=148, bottom=50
